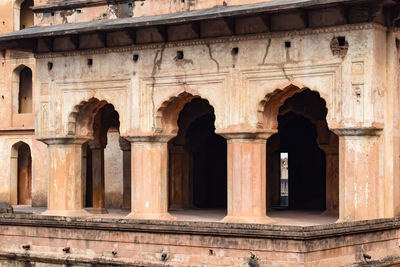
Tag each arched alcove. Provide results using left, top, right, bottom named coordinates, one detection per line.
left=10, top=141, right=32, bottom=205
left=263, top=86, right=339, bottom=217
left=12, top=65, right=33, bottom=114
left=70, top=98, right=127, bottom=214
left=14, top=0, right=34, bottom=31
left=167, top=97, right=227, bottom=212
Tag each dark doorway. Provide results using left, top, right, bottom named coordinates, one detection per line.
left=18, top=67, right=32, bottom=114
left=17, top=143, right=32, bottom=205
left=279, top=113, right=326, bottom=209
left=267, top=89, right=333, bottom=211
left=168, top=98, right=227, bottom=210
left=20, top=0, right=34, bottom=30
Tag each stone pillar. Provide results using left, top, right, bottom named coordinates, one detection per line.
left=169, top=145, right=191, bottom=209
left=335, top=128, right=383, bottom=222
left=221, top=134, right=275, bottom=224
left=119, top=137, right=131, bottom=211
left=40, top=138, right=91, bottom=217
left=89, top=142, right=107, bottom=214
left=324, top=152, right=339, bottom=214
left=125, top=136, right=175, bottom=220
left=318, top=133, right=339, bottom=215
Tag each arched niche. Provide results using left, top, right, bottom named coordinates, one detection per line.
left=164, top=96, right=227, bottom=211
left=14, top=0, right=34, bottom=31
left=12, top=65, right=32, bottom=114
left=10, top=141, right=32, bottom=205
left=68, top=97, right=125, bottom=214
left=262, top=85, right=339, bottom=216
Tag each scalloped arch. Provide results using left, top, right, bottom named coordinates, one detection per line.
left=67, top=97, right=118, bottom=137
left=258, top=83, right=327, bottom=130
left=155, top=90, right=217, bottom=135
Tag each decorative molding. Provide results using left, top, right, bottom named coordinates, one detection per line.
left=58, top=78, right=130, bottom=92
left=34, top=23, right=386, bottom=59
left=332, top=127, right=383, bottom=136
left=241, top=61, right=342, bottom=128
left=140, top=72, right=229, bottom=87
left=138, top=72, right=229, bottom=134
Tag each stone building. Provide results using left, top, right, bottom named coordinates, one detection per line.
left=0, top=0, right=400, bottom=266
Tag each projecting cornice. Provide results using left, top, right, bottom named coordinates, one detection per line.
left=0, top=0, right=396, bottom=53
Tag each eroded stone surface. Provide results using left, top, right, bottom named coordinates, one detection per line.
left=0, top=0, right=400, bottom=265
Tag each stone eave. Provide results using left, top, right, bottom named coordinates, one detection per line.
left=0, top=0, right=392, bottom=52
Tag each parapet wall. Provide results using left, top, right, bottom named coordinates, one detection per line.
left=0, top=214, right=400, bottom=266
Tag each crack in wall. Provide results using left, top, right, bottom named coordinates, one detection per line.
left=206, top=43, right=219, bottom=72
left=150, top=43, right=166, bottom=131
left=260, top=38, right=271, bottom=65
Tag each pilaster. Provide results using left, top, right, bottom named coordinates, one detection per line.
left=333, top=127, right=383, bottom=222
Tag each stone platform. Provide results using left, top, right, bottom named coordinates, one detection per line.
left=0, top=211, right=400, bottom=266
left=12, top=206, right=338, bottom=226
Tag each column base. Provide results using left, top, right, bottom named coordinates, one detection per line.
left=125, top=212, right=176, bottom=221
left=91, top=208, right=108, bottom=214
left=221, top=215, right=276, bottom=224
left=41, top=209, right=92, bottom=217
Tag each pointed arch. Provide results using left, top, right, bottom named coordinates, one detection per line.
left=10, top=141, right=32, bottom=205
left=12, top=64, right=32, bottom=114
left=14, top=0, right=33, bottom=30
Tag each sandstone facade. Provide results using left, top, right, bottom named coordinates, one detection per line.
left=0, top=0, right=400, bottom=265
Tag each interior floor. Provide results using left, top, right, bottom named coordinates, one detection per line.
left=12, top=206, right=338, bottom=226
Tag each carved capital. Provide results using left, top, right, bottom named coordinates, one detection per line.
left=125, top=135, right=174, bottom=143
left=38, top=137, right=89, bottom=145
left=332, top=127, right=383, bottom=137
left=119, top=137, right=131, bottom=151
left=218, top=130, right=277, bottom=141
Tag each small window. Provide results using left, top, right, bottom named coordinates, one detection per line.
left=280, top=152, right=289, bottom=207
left=18, top=67, right=32, bottom=113
left=19, top=0, right=34, bottom=30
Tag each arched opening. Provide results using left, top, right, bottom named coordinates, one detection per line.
left=19, top=0, right=34, bottom=30
left=265, top=89, right=339, bottom=220
left=18, top=67, right=32, bottom=113
left=83, top=103, right=121, bottom=213
left=11, top=142, right=32, bottom=205
left=83, top=143, right=93, bottom=208
left=12, top=66, right=32, bottom=114
left=168, top=98, right=227, bottom=215
left=70, top=98, right=128, bottom=214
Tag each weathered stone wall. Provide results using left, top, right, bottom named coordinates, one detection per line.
left=0, top=137, right=47, bottom=207
left=0, top=0, right=41, bottom=206
left=35, top=26, right=382, bottom=137
left=104, top=130, right=123, bottom=209
left=1, top=214, right=400, bottom=266
left=0, top=0, right=14, bottom=34
left=32, top=0, right=276, bottom=26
